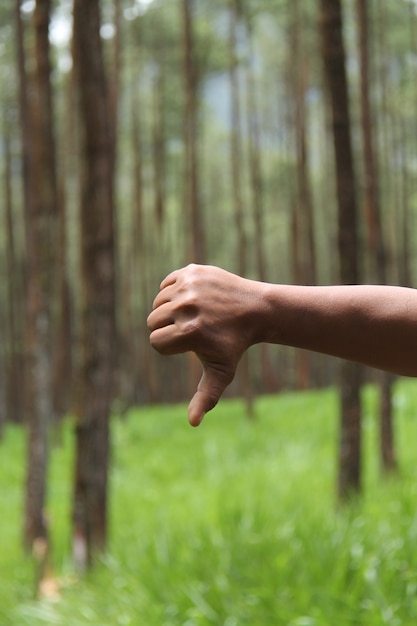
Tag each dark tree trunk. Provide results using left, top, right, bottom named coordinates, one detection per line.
left=152, top=65, right=166, bottom=230
left=357, top=0, right=385, bottom=279
left=356, top=0, right=397, bottom=475
left=52, top=67, right=76, bottom=435
left=52, top=185, right=73, bottom=429
left=291, top=0, right=317, bottom=288
left=229, top=0, right=246, bottom=276
left=182, top=0, right=205, bottom=398
left=182, top=0, right=205, bottom=264
left=289, top=0, right=317, bottom=390
left=3, top=118, right=24, bottom=425
left=320, top=0, right=363, bottom=500
left=109, top=0, right=121, bottom=180
left=15, top=0, right=31, bottom=236
left=23, top=0, right=58, bottom=550
left=229, top=0, right=254, bottom=417
left=72, top=0, right=116, bottom=569
left=245, top=10, right=278, bottom=396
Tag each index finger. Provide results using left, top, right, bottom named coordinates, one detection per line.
left=160, top=269, right=180, bottom=290
left=152, top=283, right=175, bottom=310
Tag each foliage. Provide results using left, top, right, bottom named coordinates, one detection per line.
left=2, top=380, right=417, bottom=624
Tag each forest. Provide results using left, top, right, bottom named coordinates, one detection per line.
left=2, top=0, right=417, bottom=621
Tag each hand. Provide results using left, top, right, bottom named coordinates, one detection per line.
left=147, top=264, right=261, bottom=426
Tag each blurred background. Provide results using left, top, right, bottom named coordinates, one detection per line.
left=4, top=0, right=417, bottom=420
left=2, top=0, right=417, bottom=617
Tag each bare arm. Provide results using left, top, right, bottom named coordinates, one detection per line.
left=147, top=264, right=417, bottom=426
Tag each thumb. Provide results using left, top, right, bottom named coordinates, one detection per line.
left=187, top=362, right=234, bottom=427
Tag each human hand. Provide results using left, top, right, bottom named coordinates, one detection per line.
left=147, top=264, right=262, bottom=426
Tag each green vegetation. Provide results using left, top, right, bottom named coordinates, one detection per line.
left=2, top=380, right=417, bottom=625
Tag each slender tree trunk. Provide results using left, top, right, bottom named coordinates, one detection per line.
left=182, top=0, right=205, bottom=399
left=245, top=12, right=277, bottom=395
left=109, top=0, right=121, bottom=179
left=374, top=0, right=395, bottom=282
left=3, top=118, right=24, bottom=425
left=15, top=2, right=31, bottom=430
left=246, top=57, right=266, bottom=282
left=356, top=0, right=397, bottom=475
left=52, top=184, right=73, bottom=430
left=320, top=0, right=363, bottom=499
left=291, top=0, right=317, bottom=287
left=152, top=64, right=166, bottom=230
left=23, top=0, right=58, bottom=551
left=398, top=118, right=412, bottom=288
left=357, top=0, right=385, bottom=279
left=72, top=0, right=116, bottom=569
left=289, top=0, right=317, bottom=390
left=132, top=94, right=157, bottom=403
left=182, top=0, right=205, bottom=264
left=229, top=0, right=246, bottom=276
left=15, top=0, right=31, bottom=240
left=228, top=0, right=254, bottom=416
left=53, top=64, right=78, bottom=433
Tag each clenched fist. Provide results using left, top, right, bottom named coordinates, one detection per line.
left=147, top=264, right=267, bottom=426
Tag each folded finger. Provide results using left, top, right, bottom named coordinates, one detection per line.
left=149, top=324, right=189, bottom=356
left=160, top=269, right=180, bottom=290
left=147, top=301, right=174, bottom=332
left=152, top=285, right=175, bottom=310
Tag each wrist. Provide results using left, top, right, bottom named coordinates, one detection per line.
left=244, top=279, right=282, bottom=346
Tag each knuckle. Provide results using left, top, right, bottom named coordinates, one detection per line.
left=179, top=315, right=200, bottom=339
left=175, top=293, right=200, bottom=324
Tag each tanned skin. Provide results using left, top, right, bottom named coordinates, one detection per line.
left=148, top=264, right=417, bottom=426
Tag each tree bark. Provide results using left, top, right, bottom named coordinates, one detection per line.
left=182, top=0, right=205, bottom=264
left=152, top=62, right=166, bottom=230
left=182, top=0, right=205, bottom=398
left=3, top=116, right=24, bottom=425
left=289, top=0, right=317, bottom=390
left=72, top=0, right=116, bottom=569
left=245, top=10, right=278, bottom=396
left=355, top=0, right=397, bottom=475
left=319, top=0, right=363, bottom=499
left=23, top=0, right=58, bottom=550
left=228, top=0, right=254, bottom=416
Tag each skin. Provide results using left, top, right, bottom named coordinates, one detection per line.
left=147, top=263, right=417, bottom=427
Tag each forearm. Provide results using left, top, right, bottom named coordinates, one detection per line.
left=256, top=283, right=417, bottom=377
left=148, top=265, right=417, bottom=424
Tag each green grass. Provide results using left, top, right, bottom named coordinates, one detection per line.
left=2, top=380, right=417, bottom=625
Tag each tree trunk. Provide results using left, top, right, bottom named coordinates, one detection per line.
left=152, top=64, right=166, bottom=230
left=182, top=0, right=205, bottom=398
left=228, top=0, right=254, bottom=417
left=15, top=0, right=31, bottom=238
left=52, top=184, right=73, bottom=430
left=109, top=0, right=121, bottom=181
left=182, top=0, right=205, bottom=264
left=355, top=0, right=397, bottom=475
left=291, top=0, right=317, bottom=288
left=289, top=0, right=317, bottom=390
left=229, top=0, right=246, bottom=277
left=23, top=0, right=58, bottom=551
left=72, top=0, right=116, bottom=569
left=3, top=116, right=24, bottom=425
left=245, top=11, right=278, bottom=396
left=52, top=64, right=77, bottom=436
left=319, top=0, right=363, bottom=499
left=357, top=0, right=385, bottom=280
